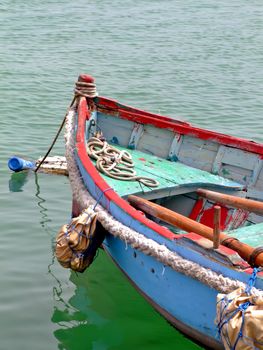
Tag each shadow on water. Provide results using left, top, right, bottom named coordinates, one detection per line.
left=8, top=170, right=29, bottom=192
left=50, top=262, right=121, bottom=350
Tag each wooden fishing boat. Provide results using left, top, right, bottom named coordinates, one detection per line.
left=65, top=75, right=263, bottom=349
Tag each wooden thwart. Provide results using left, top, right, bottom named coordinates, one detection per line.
left=36, top=156, right=68, bottom=175
left=128, top=195, right=263, bottom=267
left=197, top=188, right=263, bottom=215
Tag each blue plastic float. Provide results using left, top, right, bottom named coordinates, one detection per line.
left=8, top=156, right=35, bottom=172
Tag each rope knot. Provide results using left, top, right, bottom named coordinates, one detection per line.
left=75, top=75, right=98, bottom=98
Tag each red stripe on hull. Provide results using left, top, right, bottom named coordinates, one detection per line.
left=97, top=96, right=263, bottom=156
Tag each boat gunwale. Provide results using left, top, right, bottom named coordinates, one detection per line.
left=95, top=96, right=263, bottom=156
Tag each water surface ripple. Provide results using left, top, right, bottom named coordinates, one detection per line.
left=1, top=1, right=263, bottom=349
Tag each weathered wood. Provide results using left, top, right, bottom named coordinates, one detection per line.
left=128, top=123, right=144, bottom=149
left=178, top=136, right=218, bottom=172
left=197, top=188, right=263, bottom=215
left=36, top=156, right=68, bottom=175
left=128, top=195, right=263, bottom=267
left=98, top=112, right=134, bottom=147
left=250, top=158, right=263, bottom=186
left=136, top=124, right=174, bottom=158
left=213, top=206, right=221, bottom=249
left=168, top=133, right=183, bottom=161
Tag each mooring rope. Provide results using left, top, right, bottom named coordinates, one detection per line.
left=65, top=106, right=262, bottom=295
left=35, top=78, right=98, bottom=173
left=34, top=96, right=75, bottom=172
left=87, top=135, right=159, bottom=188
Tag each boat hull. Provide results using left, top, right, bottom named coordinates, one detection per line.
left=103, top=233, right=223, bottom=349
left=65, top=80, right=263, bottom=349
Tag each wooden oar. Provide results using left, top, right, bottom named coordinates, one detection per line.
left=197, top=188, right=263, bottom=215
left=128, top=195, right=263, bottom=267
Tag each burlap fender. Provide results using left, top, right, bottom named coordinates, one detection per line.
left=56, top=207, right=97, bottom=272
left=216, top=287, right=263, bottom=350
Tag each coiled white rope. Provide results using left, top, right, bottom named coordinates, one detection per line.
left=74, top=81, right=98, bottom=98
left=65, top=106, right=261, bottom=295
left=87, top=135, right=159, bottom=187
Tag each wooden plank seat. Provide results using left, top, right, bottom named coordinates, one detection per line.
left=89, top=144, right=244, bottom=199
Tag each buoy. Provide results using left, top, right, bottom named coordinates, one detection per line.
left=8, top=157, right=35, bottom=172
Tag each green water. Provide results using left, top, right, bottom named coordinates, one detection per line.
left=1, top=1, right=263, bottom=349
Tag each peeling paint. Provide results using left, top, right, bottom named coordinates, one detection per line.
left=169, top=155, right=179, bottom=162
left=110, top=136, right=119, bottom=145
left=222, top=168, right=230, bottom=176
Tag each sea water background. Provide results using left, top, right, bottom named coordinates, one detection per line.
left=1, top=1, right=263, bottom=349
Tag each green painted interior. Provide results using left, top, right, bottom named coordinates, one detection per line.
left=228, top=223, right=263, bottom=247
left=91, top=144, right=243, bottom=198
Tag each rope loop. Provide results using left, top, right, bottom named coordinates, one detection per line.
left=87, top=135, right=159, bottom=188
left=75, top=81, right=98, bottom=98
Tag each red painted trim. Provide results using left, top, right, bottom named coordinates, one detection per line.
left=189, top=199, right=205, bottom=221
left=218, top=244, right=239, bottom=256
left=243, top=267, right=263, bottom=276
left=76, top=97, right=88, bottom=143
left=198, top=205, right=229, bottom=230
left=241, top=267, right=263, bottom=276
left=96, top=96, right=263, bottom=156
left=96, top=96, right=191, bottom=126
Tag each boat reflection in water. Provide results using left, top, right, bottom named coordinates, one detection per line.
left=50, top=257, right=122, bottom=350
left=49, top=249, right=195, bottom=350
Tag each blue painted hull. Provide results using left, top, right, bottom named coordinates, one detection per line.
left=103, top=233, right=222, bottom=349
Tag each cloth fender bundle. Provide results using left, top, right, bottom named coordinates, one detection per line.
left=55, top=207, right=98, bottom=272
left=216, top=283, right=263, bottom=350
